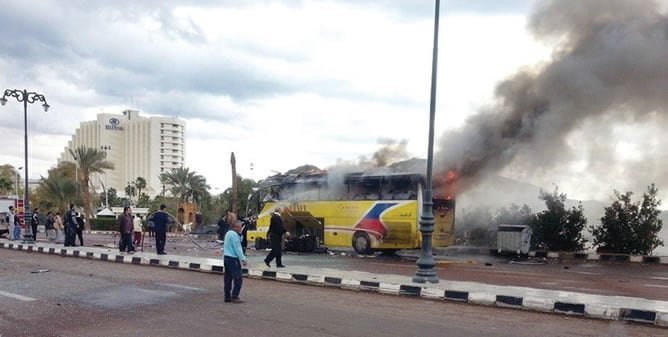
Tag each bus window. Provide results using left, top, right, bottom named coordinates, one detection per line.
left=381, top=176, right=418, bottom=200
left=347, top=179, right=382, bottom=200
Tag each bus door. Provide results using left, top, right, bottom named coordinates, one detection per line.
left=432, top=197, right=455, bottom=247
left=282, top=210, right=323, bottom=252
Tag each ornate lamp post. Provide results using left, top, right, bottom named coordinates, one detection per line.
left=1, top=89, right=50, bottom=243
left=413, top=0, right=440, bottom=283
left=100, top=145, right=112, bottom=208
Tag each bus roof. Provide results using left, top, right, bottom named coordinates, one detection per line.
left=259, top=171, right=424, bottom=187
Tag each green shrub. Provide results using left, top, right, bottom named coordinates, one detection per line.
left=90, top=218, right=118, bottom=231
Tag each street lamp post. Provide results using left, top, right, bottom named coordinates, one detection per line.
left=413, top=0, right=440, bottom=284
left=1, top=89, right=50, bottom=243
left=100, top=145, right=112, bottom=208
left=15, top=166, right=22, bottom=197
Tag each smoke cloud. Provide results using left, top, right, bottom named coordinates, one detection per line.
left=435, top=0, right=668, bottom=197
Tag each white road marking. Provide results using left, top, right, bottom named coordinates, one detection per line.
left=644, top=284, right=668, bottom=288
left=568, top=271, right=602, bottom=275
left=650, top=276, right=668, bottom=281
left=156, top=283, right=205, bottom=291
left=0, top=290, right=36, bottom=301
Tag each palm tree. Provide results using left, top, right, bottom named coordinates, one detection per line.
left=159, top=167, right=210, bottom=203
left=37, top=176, right=78, bottom=212
left=135, top=176, right=147, bottom=197
left=69, top=146, right=114, bottom=230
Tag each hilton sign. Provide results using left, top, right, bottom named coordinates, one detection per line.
left=105, top=117, right=124, bottom=131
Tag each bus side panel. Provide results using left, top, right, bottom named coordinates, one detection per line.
left=377, top=200, right=419, bottom=249
left=247, top=201, right=277, bottom=243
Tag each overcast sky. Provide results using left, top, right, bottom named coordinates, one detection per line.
left=2, top=0, right=666, bottom=205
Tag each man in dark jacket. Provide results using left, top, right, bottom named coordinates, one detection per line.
left=31, top=208, right=40, bottom=241
left=64, top=204, right=78, bottom=247
left=117, top=206, right=134, bottom=253
left=264, top=208, right=287, bottom=268
left=152, top=204, right=170, bottom=255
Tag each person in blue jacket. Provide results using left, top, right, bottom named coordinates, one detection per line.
left=151, top=204, right=170, bottom=255
left=223, top=220, right=247, bottom=303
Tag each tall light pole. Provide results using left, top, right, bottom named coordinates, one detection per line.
left=100, top=145, right=112, bottom=208
left=1, top=89, right=50, bottom=243
left=413, top=0, right=440, bottom=284
left=15, top=166, right=22, bottom=197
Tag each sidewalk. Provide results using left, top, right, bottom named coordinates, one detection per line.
left=1, top=238, right=667, bottom=327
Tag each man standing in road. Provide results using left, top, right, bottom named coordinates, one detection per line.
left=117, top=206, right=135, bottom=253
left=195, top=210, right=203, bottom=232
left=31, top=208, right=40, bottom=241
left=64, top=203, right=78, bottom=247
left=152, top=204, right=170, bottom=255
left=223, top=220, right=247, bottom=303
left=264, top=208, right=287, bottom=268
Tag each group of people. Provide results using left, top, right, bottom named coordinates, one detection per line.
left=117, top=204, right=170, bottom=255
left=5, top=204, right=84, bottom=246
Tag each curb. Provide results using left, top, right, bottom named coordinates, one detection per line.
left=2, top=240, right=667, bottom=327
left=528, top=251, right=668, bottom=264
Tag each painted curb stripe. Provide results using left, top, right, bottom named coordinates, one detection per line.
left=324, top=277, right=342, bottom=285
left=642, top=256, right=660, bottom=263
left=554, top=302, right=585, bottom=315
left=115, top=255, right=124, bottom=263
left=496, top=295, right=523, bottom=307
left=100, top=253, right=108, bottom=261
left=86, top=252, right=94, bottom=258
left=149, top=259, right=160, bottom=265
left=132, top=257, right=141, bottom=264
left=399, top=285, right=421, bottom=297
left=189, top=263, right=200, bottom=269
left=599, top=254, right=630, bottom=262
left=292, top=274, right=308, bottom=281
left=620, top=309, right=657, bottom=323
left=168, top=261, right=179, bottom=267
left=360, top=280, right=380, bottom=289
left=445, top=290, right=469, bottom=302
left=262, top=271, right=277, bottom=278
left=211, top=265, right=224, bottom=273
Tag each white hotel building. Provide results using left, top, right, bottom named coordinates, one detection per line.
left=58, top=109, right=186, bottom=198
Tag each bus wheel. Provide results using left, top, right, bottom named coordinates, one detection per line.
left=352, top=232, right=372, bottom=255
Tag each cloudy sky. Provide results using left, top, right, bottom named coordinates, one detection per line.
left=2, top=0, right=666, bottom=205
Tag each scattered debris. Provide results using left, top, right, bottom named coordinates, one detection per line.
left=31, top=268, right=50, bottom=273
left=484, top=262, right=493, bottom=266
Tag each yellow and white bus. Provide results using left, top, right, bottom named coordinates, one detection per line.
left=247, top=171, right=455, bottom=254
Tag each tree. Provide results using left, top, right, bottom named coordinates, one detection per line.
left=531, top=186, right=587, bottom=251
left=159, top=167, right=210, bottom=203
left=69, top=146, right=114, bottom=230
left=125, top=184, right=137, bottom=203
left=135, top=177, right=147, bottom=197
left=36, top=175, right=78, bottom=212
left=0, top=177, right=13, bottom=196
left=494, top=204, right=535, bottom=226
left=98, top=187, right=120, bottom=207
left=590, top=184, right=664, bottom=255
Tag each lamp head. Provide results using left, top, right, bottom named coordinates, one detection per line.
left=0, top=96, right=7, bottom=106
left=42, top=102, right=50, bottom=112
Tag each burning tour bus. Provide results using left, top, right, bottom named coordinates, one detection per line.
left=246, top=169, right=456, bottom=254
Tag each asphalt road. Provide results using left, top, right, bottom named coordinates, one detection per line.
left=78, top=233, right=668, bottom=301
left=0, top=249, right=663, bottom=337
